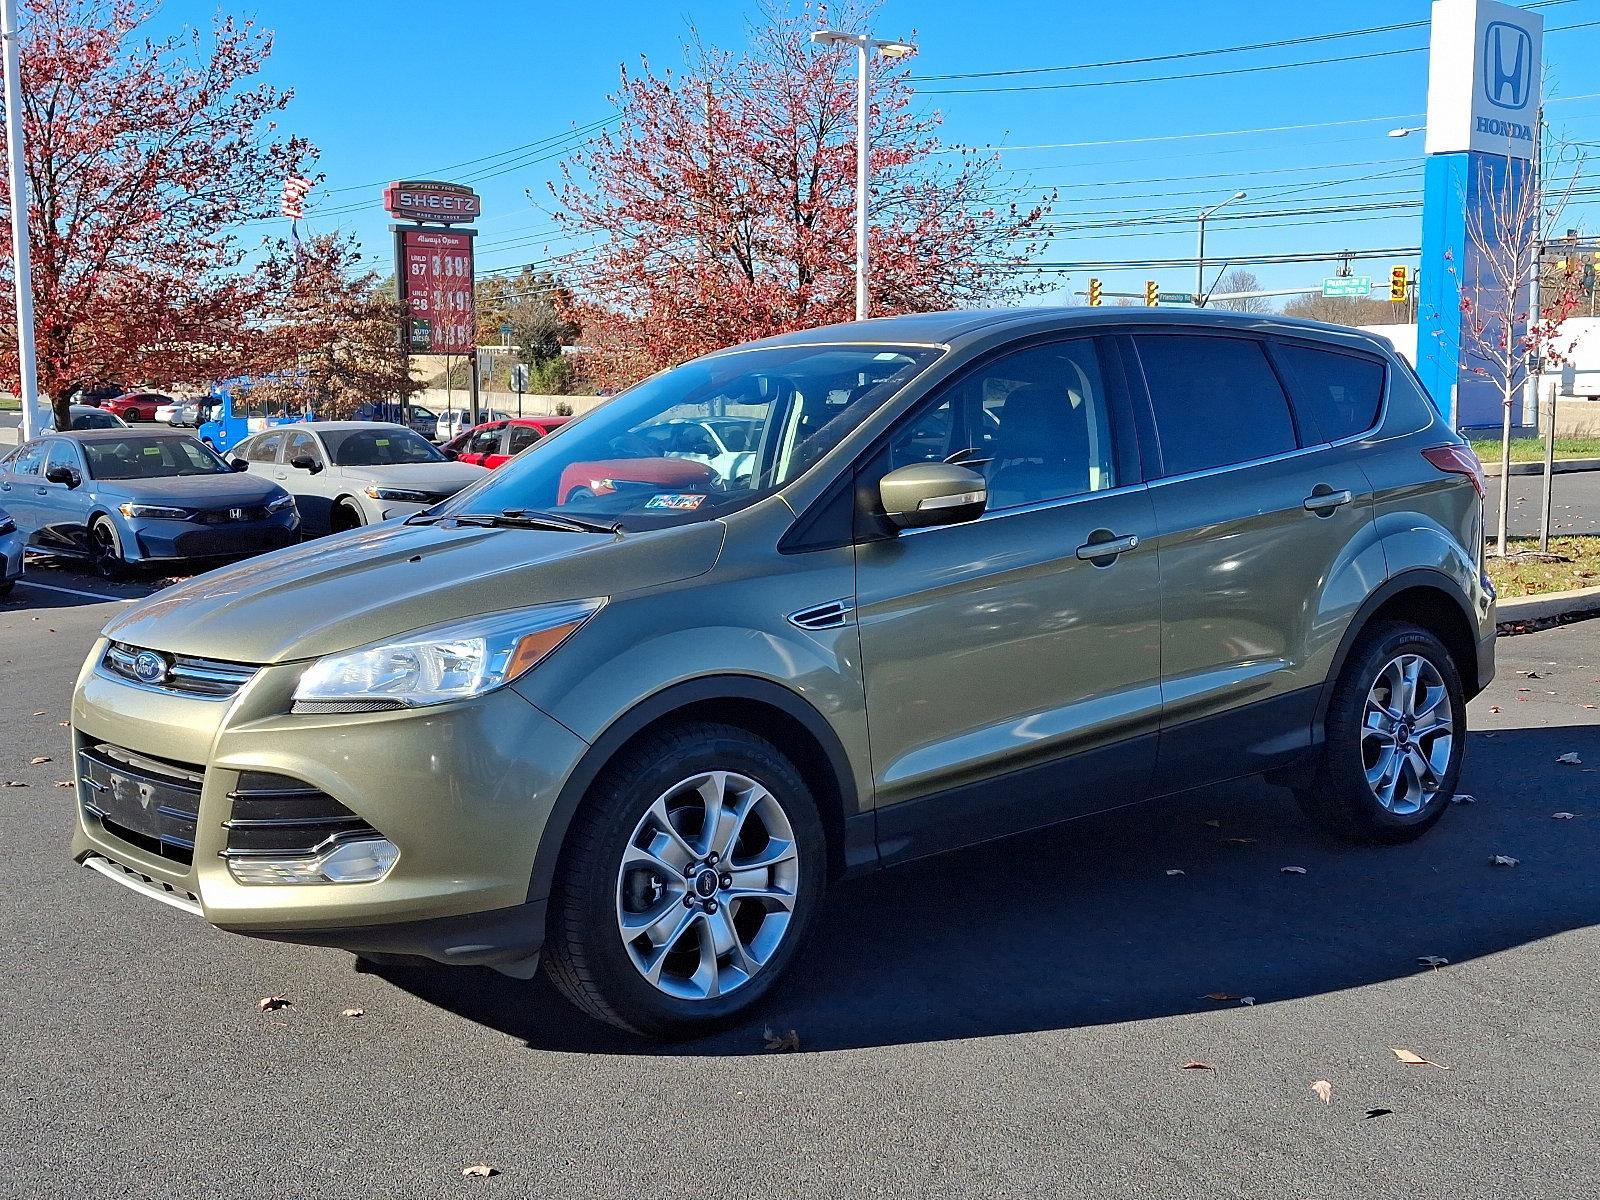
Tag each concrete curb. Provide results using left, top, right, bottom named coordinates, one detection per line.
left=1496, top=583, right=1600, bottom=624
left=1478, top=456, right=1600, bottom=477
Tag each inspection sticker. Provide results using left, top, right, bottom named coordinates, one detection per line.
left=644, top=493, right=706, bottom=511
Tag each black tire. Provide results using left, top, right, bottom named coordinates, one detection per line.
left=544, top=721, right=827, bottom=1038
left=0, top=578, right=13, bottom=598
left=89, top=516, right=128, bottom=579
left=330, top=500, right=366, bottom=533
left=1297, top=620, right=1465, bottom=843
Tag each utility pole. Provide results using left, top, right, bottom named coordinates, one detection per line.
left=1, top=0, right=41, bottom=439
left=810, top=29, right=916, bottom=322
left=1523, top=104, right=1545, bottom=429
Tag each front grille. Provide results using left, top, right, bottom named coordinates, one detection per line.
left=79, top=743, right=203, bottom=866
left=223, top=772, right=377, bottom=858
left=103, top=642, right=257, bottom=699
left=191, top=505, right=270, bottom=524
left=169, top=527, right=297, bottom=558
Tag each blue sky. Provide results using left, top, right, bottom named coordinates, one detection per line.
left=169, top=0, right=1600, bottom=306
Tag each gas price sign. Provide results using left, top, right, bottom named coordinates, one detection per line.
left=400, top=228, right=475, bottom=354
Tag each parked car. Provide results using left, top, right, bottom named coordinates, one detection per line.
left=154, top=398, right=201, bottom=426
left=436, top=408, right=513, bottom=444
left=66, top=405, right=128, bottom=431
left=230, top=421, right=488, bottom=535
left=638, top=415, right=759, bottom=484
left=70, top=382, right=126, bottom=407
left=0, top=505, right=22, bottom=596
left=68, top=308, right=1492, bottom=1039
left=0, top=429, right=298, bottom=576
left=102, top=392, right=175, bottom=422
left=351, top=402, right=440, bottom=442
left=446, top=415, right=571, bottom=469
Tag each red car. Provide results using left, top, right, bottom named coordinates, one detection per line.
left=447, top=416, right=570, bottom=469
left=556, top=456, right=713, bottom=504
left=101, top=391, right=173, bottom=422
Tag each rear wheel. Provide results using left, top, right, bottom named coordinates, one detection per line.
left=89, top=516, right=129, bottom=579
left=1297, top=621, right=1464, bottom=842
left=544, top=722, right=826, bottom=1038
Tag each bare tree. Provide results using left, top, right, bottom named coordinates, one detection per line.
left=1453, top=146, right=1585, bottom=557
left=1211, top=269, right=1274, bottom=313
left=1281, top=293, right=1395, bottom=326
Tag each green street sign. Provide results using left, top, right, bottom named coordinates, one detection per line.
left=1322, top=276, right=1373, bottom=298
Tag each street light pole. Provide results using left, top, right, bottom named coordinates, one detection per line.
left=810, top=29, right=916, bottom=323
left=1, top=0, right=41, bottom=439
left=1194, top=191, right=1246, bottom=308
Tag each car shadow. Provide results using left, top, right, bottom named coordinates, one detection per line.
left=365, top=722, right=1600, bottom=1055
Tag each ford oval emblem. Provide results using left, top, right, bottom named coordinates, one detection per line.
left=132, top=650, right=169, bottom=685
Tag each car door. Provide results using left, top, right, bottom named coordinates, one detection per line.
left=1125, top=330, right=1380, bottom=794
left=496, top=423, right=541, bottom=468
left=37, top=439, right=92, bottom=553
left=460, top=423, right=504, bottom=467
left=281, top=429, right=333, bottom=534
left=853, top=336, right=1162, bottom=862
left=0, top=441, right=46, bottom=540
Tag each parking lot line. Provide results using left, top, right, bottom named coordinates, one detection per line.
left=15, top=578, right=138, bottom=603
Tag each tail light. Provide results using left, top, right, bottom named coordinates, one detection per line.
left=1422, top=444, right=1485, bottom=498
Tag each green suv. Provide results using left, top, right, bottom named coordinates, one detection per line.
left=69, top=309, right=1494, bottom=1037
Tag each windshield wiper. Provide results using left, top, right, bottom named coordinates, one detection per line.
left=408, top=509, right=621, bottom=535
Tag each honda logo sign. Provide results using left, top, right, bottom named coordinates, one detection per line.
left=1482, top=20, right=1532, bottom=110
left=1423, top=0, right=1542, bottom=160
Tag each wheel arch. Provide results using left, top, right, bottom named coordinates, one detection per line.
left=1314, top=568, right=1483, bottom=739
left=528, top=675, right=871, bottom=904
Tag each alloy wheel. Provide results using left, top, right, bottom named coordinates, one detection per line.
left=614, top=770, right=800, bottom=1001
left=1361, top=653, right=1454, bottom=815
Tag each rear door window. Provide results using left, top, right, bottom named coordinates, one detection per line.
left=248, top=432, right=285, bottom=463
left=1272, top=342, right=1386, bottom=442
left=506, top=424, right=542, bottom=455
left=1134, top=334, right=1299, bottom=476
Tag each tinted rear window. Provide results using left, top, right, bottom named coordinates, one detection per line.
left=1274, top=343, right=1386, bottom=442
left=1135, top=335, right=1298, bottom=476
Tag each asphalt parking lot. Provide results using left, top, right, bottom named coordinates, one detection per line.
left=2, top=564, right=1598, bottom=1198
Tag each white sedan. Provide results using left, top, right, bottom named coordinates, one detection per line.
left=154, top=398, right=203, bottom=426
left=435, top=408, right=512, bottom=444
left=230, top=421, right=488, bottom=535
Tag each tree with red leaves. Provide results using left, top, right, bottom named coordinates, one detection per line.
left=0, top=0, right=314, bottom=429
left=554, top=3, right=1052, bottom=389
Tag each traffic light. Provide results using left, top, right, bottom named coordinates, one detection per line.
left=1389, top=265, right=1408, bottom=303
left=1088, top=277, right=1102, bottom=307
left=1145, top=280, right=1159, bottom=307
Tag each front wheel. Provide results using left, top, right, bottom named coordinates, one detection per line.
left=90, top=516, right=129, bottom=579
left=1297, top=621, right=1465, bottom=842
left=544, top=722, right=826, bottom=1038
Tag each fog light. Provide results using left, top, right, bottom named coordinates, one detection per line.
left=227, top=837, right=399, bottom=885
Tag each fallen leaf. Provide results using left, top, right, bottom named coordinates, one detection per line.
left=28, top=756, right=50, bottom=765
left=1311, top=1079, right=1333, bottom=1104
left=1202, top=819, right=1221, bottom=828
left=2, top=781, right=28, bottom=788
left=1585, top=705, right=1597, bottom=711
left=1280, top=866, right=1307, bottom=874
left=1202, top=992, right=1241, bottom=1002
left=30, top=710, right=44, bottom=716
left=54, top=781, right=72, bottom=789
left=461, top=1164, right=499, bottom=1178
left=341, top=1007, right=365, bottom=1018
left=1490, top=855, right=1519, bottom=867
left=1552, top=812, right=1575, bottom=820
left=257, top=996, right=292, bottom=1012
left=1165, top=869, right=1186, bottom=876
left=1556, top=752, right=1583, bottom=765
left=1222, top=837, right=1258, bottom=846
left=1365, top=1108, right=1393, bottom=1119
left=763, top=1026, right=800, bottom=1053
left=1391, top=1047, right=1450, bottom=1070
left=1525, top=670, right=1542, bottom=679
left=1417, top=955, right=1450, bottom=968
left=57, top=720, right=68, bottom=727
left=1239, top=996, right=1256, bottom=1006
left=1489, top=705, right=1501, bottom=714
left=1180, top=1060, right=1213, bottom=1071
left=1451, top=793, right=1476, bottom=805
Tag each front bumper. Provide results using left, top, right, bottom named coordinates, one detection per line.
left=124, top=510, right=300, bottom=562
left=69, top=641, right=588, bottom=970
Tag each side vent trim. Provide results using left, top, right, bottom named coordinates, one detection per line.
left=787, top=599, right=856, bottom=631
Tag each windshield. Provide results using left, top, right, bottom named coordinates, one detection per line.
left=435, top=343, right=940, bottom=530
left=322, top=427, right=446, bottom=467
left=70, top=409, right=124, bottom=430
left=83, top=435, right=231, bottom=480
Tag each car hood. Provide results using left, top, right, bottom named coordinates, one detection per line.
left=335, top=462, right=488, bottom=490
left=95, top=473, right=285, bottom=506
left=100, top=518, right=726, bottom=664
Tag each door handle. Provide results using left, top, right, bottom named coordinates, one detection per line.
left=1303, top=488, right=1352, bottom=514
left=1076, top=532, right=1139, bottom=561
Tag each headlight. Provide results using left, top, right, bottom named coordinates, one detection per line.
left=118, top=502, right=187, bottom=519
left=266, top=493, right=297, bottom=513
left=293, top=599, right=604, bottom=710
left=363, top=485, right=431, bottom=503
left=0, top=517, right=14, bottom=535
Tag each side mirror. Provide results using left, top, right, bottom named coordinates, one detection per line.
left=229, top=457, right=249, bottom=472
left=879, top=462, right=988, bottom=529
left=45, top=464, right=79, bottom=488
left=289, top=454, right=321, bottom=474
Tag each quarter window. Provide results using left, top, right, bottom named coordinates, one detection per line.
left=10, top=442, right=44, bottom=476
left=1274, top=343, right=1386, bottom=442
left=1135, top=335, right=1298, bottom=476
